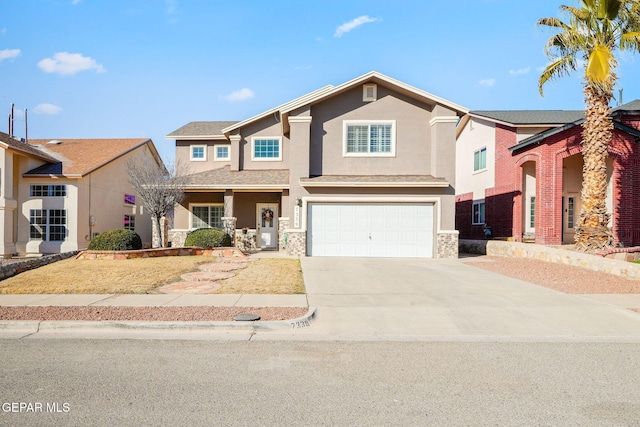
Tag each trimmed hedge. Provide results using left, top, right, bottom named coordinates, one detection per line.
left=185, top=228, right=232, bottom=248
left=88, top=228, right=143, bottom=251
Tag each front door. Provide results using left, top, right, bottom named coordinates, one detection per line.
left=563, top=194, right=579, bottom=244
left=256, top=203, right=278, bottom=249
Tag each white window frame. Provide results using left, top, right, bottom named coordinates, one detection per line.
left=190, top=145, right=207, bottom=161
left=473, top=147, right=487, bottom=172
left=251, top=137, right=282, bottom=161
left=472, top=201, right=485, bottom=225
left=189, top=203, right=225, bottom=230
left=213, top=144, right=230, bottom=161
left=29, top=209, right=67, bottom=241
left=343, top=120, right=396, bottom=157
left=124, top=214, right=135, bottom=231
left=30, top=184, right=67, bottom=197
left=363, top=84, right=377, bottom=102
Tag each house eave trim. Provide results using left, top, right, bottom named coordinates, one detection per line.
left=300, top=180, right=449, bottom=188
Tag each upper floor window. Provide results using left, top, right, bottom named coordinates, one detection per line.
left=30, top=184, right=66, bottom=197
left=124, top=194, right=136, bottom=205
left=252, top=138, right=282, bottom=161
left=214, top=144, right=230, bottom=161
left=344, top=121, right=396, bottom=157
left=190, top=145, right=207, bottom=161
left=474, top=147, right=487, bottom=171
left=363, top=84, right=377, bottom=102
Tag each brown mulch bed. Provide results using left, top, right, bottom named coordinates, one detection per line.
left=0, top=306, right=308, bottom=321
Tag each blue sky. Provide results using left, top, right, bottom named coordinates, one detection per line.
left=1, top=0, right=639, bottom=163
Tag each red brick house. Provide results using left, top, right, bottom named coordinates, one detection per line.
left=456, top=100, right=640, bottom=246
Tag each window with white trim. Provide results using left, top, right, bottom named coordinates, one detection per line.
left=124, top=214, right=135, bottom=231
left=344, top=121, right=395, bottom=156
left=363, top=84, right=377, bottom=102
left=191, top=204, right=224, bottom=229
left=473, top=147, right=487, bottom=171
left=30, top=209, right=67, bottom=241
left=30, top=184, right=66, bottom=197
left=252, top=138, right=282, bottom=161
left=214, top=144, right=230, bottom=161
left=472, top=201, right=485, bottom=225
left=190, top=145, right=207, bottom=161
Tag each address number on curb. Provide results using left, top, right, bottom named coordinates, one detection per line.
left=291, top=320, right=311, bottom=329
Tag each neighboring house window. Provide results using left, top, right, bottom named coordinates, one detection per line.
left=530, top=196, right=536, bottom=228
left=190, top=145, right=207, bottom=161
left=124, top=194, right=136, bottom=205
left=29, top=209, right=66, bottom=241
left=472, top=201, right=485, bottom=225
left=124, top=214, right=135, bottom=231
left=252, top=138, right=282, bottom=161
left=191, top=204, right=224, bottom=229
left=30, top=184, right=67, bottom=197
left=344, top=121, right=396, bottom=156
left=473, top=148, right=487, bottom=171
left=214, top=145, right=230, bottom=161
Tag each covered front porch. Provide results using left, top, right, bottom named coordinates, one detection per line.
left=168, top=167, right=289, bottom=251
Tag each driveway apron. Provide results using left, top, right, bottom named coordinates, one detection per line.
left=290, top=257, right=640, bottom=340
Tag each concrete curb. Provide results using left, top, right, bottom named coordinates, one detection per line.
left=0, top=307, right=317, bottom=338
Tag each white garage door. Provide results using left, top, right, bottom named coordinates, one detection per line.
left=307, top=203, right=434, bottom=257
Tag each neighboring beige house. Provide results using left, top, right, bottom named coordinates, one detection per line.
left=0, top=131, right=162, bottom=256
left=167, top=71, right=468, bottom=258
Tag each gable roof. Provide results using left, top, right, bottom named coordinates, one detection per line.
left=166, top=121, right=239, bottom=139
left=184, top=165, right=289, bottom=190
left=24, top=138, right=158, bottom=177
left=509, top=100, right=640, bottom=152
left=220, top=71, right=468, bottom=136
left=0, top=132, right=59, bottom=163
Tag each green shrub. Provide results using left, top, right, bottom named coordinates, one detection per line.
left=88, top=228, right=143, bottom=251
left=185, top=228, right=232, bottom=248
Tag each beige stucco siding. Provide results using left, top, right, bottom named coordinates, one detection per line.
left=456, top=117, right=496, bottom=200
left=238, top=116, right=290, bottom=170
left=176, top=139, right=231, bottom=175
left=309, top=86, right=433, bottom=176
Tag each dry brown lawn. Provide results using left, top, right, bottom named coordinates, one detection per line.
left=0, top=256, right=305, bottom=295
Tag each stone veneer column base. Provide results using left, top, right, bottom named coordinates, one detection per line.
left=278, top=218, right=289, bottom=251
left=437, top=231, right=459, bottom=259
left=284, top=230, right=306, bottom=257
left=222, top=217, right=237, bottom=243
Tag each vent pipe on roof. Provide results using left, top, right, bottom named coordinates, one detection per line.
left=47, top=140, right=62, bottom=145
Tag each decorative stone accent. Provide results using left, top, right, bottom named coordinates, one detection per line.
left=235, top=229, right=257, bottom=251
left=222, top=217, right=237, bottom=242
left=437, top=231, right=459, bottom=259
left=284, top=230, right=306, bottom=257
left=278, top=218, right=289, bottom=251
left=168, top=229, right=189, bottom=248
left=0, top=251, right=79, bottom=281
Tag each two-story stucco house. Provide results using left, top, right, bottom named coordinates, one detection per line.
left=0, top=132, right=162, bottom=256
left=456, top=100, right=640, bottom=247
left=167, top=71, right=468, bottom=258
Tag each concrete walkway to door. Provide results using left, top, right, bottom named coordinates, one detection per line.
left=260, top=257, right=640, bottom=341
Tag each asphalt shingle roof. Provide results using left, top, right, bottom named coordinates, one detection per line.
left=0, top=132, right=59, bottom=162
left=300, top=175, right=448, bottom=186
left=470, top=110, right=584, bottom=125
left=25, top=138, right=152, bottom=176
left=167, top=121, right=239, bottom=138
left=184, top=166, right=289, bottom=189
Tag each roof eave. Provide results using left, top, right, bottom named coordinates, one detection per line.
left=300, top=180, right=449, bottom=188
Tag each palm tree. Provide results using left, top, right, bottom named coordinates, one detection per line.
left=538, top=0, right=640, bottom=252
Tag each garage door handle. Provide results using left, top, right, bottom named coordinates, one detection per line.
left=369, top=233, right=371, bottom=240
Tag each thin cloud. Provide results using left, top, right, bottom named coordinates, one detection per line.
left=294, top=65, right=312, bottom=71
left=0, top=28, right=7, bottom=34
left=509, top=67, right=531, bottom=76
left=0, top=49, right=20, bottom=61
left=34, top=103, right=63, bottom=115
left=479, top=78, right=496, bottom=87
left=71, top=0, right=82, bottom=4
left=38, top=52, right=106, bottom=75
left=334, top=15, right=378, bottom=38
left=224, top=88, right=255, bottom=102
left=165, top=0, right=177, bottom=14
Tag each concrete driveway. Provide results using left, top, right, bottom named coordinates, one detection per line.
left=272, top=257, right=640, bottom=340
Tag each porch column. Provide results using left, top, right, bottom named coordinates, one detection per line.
left=222, top=189, right=236, bottom=242
left=286, top=114, right=312, bottom=255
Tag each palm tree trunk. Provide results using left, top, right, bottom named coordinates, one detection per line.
left=574, top=86, right=614, bottom=252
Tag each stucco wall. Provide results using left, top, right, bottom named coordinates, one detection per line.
left=456, top=117, right=496, bottom=200
left=175, top=139, right=231, bottom=175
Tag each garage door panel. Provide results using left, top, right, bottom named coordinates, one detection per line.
left=308, top=203, right=434, bottom=258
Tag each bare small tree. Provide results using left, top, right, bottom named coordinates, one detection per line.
left=126, top=158, right=189, bottom=248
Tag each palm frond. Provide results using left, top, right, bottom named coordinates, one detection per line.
left=539, top=55, right=577, bottom=95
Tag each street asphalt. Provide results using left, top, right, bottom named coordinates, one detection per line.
left=1, top=255, right=640, bottom=341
